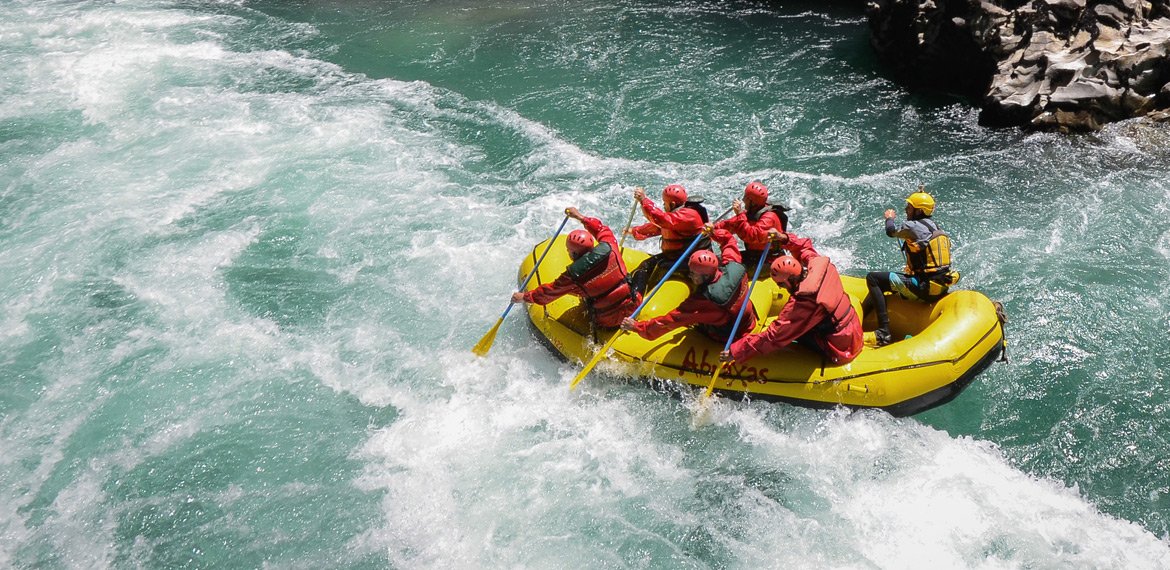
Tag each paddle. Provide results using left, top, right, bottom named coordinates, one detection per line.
left=472, top=213, right=571, bottom=357
left=699, top=240, right=773, bottom=404
left=569, top=206, right=734, bottom=390
left=617, top=197, right=639, bottom=252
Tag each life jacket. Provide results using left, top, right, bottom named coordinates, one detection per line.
left=737, top=204, right=787, bottom=252
left=794, top=256, right=853, bottom=335
left=901, top=218, right=961, bottom=295
left=697, top=261, right=750, bottom=340
left=660, top=201, right=711, bottom=252
left=566, top=242, right=635, bottom=316
left=746, top=203, right=790, bottom=233
left=688, top=199, right=710, bottom=223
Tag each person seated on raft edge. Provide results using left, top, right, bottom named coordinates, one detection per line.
left=511, top=207, right=642, bottom=329
left=619, top=226, right=753, bottom=344
left=863, top=185, right=961, bottom=347
left=714, top=180, right=792, bottom=269
left=624, top=184, right=709, bottom=294
left=719, top=251, right=864, bottom=368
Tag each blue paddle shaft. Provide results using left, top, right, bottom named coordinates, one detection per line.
left=502, top=215, right=571, bottom=319
left=630, top=206, right=735, bottom=320
left=722, top=240, right=772, bottom=352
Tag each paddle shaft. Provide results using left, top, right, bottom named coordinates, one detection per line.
left=629, top=206, right=734, bottom=321
left=617, top=198, right=639, bottom=252
left=703, top=239, right=772, bottom=398
left=500, top=215, right=571, bottom=320
left=472, top=214, right=571, bottom=356
left=570, top=206, right=734, bottom=390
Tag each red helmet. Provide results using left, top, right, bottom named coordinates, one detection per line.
left=744, top=181, right=768, bottom=207
left=566, top=229, right=595, bottom=255
left=688, top=250, right=720, bottom=280
left=662, top=184, right=688, bottom=209
left=769, top=256, right=802, bottom=286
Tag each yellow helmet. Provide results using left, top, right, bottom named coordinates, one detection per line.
left=906, top=190, right=935, bottom=216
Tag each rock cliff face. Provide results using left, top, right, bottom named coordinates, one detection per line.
left=866, top=0, right=1170, bottom=131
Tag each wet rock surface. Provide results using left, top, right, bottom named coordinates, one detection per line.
left=866, top=0, right=1170, bottom=131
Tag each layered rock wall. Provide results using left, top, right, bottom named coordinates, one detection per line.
left=867, top=0, right=1170, bottom=131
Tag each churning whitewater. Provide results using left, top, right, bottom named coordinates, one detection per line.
left=2, top=0, right=1169, bottom=568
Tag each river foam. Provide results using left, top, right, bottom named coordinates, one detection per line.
left=2, top=0, right=1169, bottom=567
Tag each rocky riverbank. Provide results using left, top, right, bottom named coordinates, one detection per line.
left=866, top=0, right=1170, bottom=131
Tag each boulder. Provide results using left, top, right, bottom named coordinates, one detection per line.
left=867, top=0, right=1170, bottom=131
left=1031, top=108, right=1105, bottom=131
left=1048, top=77, right=1123, bottom=106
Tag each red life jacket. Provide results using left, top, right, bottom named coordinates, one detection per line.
left=566, top=242, right=638, bottom=323
left=741, top=206, right=786, bottom=252
left=659, top=203, right=709, bottom=252
left=794, top=256, right=853, bottom=333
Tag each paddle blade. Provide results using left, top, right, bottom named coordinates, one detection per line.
left=569, top=333, right=623, bottom=390
left=703, top=362, right=726, bottom=400
left=693, top=363, right=726, bottom=427
left=471, top=317, right=504, bottom=357
left=692, top=362, right=727, bottom=428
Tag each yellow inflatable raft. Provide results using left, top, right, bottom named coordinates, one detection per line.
left=519, top=237, right=1006, bottom=416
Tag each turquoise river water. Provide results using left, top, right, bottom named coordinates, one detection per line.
left=2, top=0, right=1170, bottom=568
